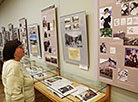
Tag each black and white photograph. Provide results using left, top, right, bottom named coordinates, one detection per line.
left=64, top=18, right=71, bottom=23
left=113, top=31, right=126, bottom=40
left=45, top=56, right=57, bottom=64
left=121, top=3, right=129, bottom=16
left=118, top=68, right=128, bottom=82
left=129, top=1, right=138, bottom=15
left=73, top=23, right=80, bottom=30
left=125, top=48, right=138, bottom=68
left=65, top=24, right=71, bottom=30
left=100, top=42, right=107, bottom=53
left=65, top=32, right=82, bottom=48
left=100, top=58, right=116, bottom=79
left=100, top=7, right=112, bottom=37
left=124, top=36, right=138, bottom=46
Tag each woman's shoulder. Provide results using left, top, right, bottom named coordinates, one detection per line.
left=3, top=60, right=23, bottom=77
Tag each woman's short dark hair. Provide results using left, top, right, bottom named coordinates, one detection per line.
left=3, top=39, right=22, bottom=61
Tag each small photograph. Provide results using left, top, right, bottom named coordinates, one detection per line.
left=127, top=17, right=133, bottom=25
left=34, top=72, right=47, bottom=80
left=65, top=24, right=71, bottom=30
left=124, top=36, right=138, bottom=46
left=121, top=18, right=126, bottom=25
left=78, top=89, right=98, bottom=101
left=100, top=42, right=107, bottom=53
left=65, top=32, right=82, bottom=47
left=42, top=16, right=47, bottom=27
left=46, top=77, right=62, bottom=84
left=113, top=31, right=126, bottom=40
left=64, top=18, right=71, bottom=23
left=100, top=7, right=112, bottom=37
left=118, top=68, right=128, bottom=82
left=44, top=41, right=50, bottom=51
left=100, top=58, right=117, bottom=79
left=45, top=56, right=57, bottom=64
left=58, top=85, right=74, bottom=94
left=127, top=26, right=138, bottom=34
left=114, top=18, right=120, bottom=26
left=125, top=48, right=138, bottom=68
left=110, top=47, right=116, bottom=54
left=133, top=17, right=138, bottom=24
left=73, top=23, right=80, bottom=30
left=72, top=16, right=79, bottom=22
left=129, top=1, right=138, bottom=15
left=121, top=3, right=129, bottom=16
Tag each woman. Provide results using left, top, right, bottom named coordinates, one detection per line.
left=2, top=39, right=35, bottom=102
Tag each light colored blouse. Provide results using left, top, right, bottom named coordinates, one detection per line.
left=2, top=60, right=35, bottom=102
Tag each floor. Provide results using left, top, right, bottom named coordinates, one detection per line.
left=0, top=75, right=52, bottom=102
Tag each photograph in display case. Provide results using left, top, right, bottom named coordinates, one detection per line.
left=28, top=24, right=41, bottom=57
left=19, top=18, right=29, bottom=56
left=60, top=11, right=88, bottom=66
left=41, top=5, right=59, bottom=67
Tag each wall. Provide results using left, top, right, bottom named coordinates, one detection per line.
left=0, top=0, right=138, bottom=102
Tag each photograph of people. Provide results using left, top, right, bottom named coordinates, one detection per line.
left=121, top=3, right=129, bottom=16
left=2, top=39, right=35, bottom=102
left=125, top=48, right=138, bottom=68
left=129, top=1, right=138, bottom=15
left=100, top=43, right=107, bottom=53
left=100, top=7, right=112, bottom=37
left=100, top=8, right=111, bottom=28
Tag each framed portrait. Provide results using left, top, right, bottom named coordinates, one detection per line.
left=12, top=27, right=20, bottom=40
left=41, top=5, right=59, bottom=67
left=28, top=24, right=41, bottom=58
left=60, top=11, right=88, bottom=66
left=19, top=18, right=29, bottom=57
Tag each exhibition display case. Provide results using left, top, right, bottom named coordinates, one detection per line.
left=21, top=57, right=110, bottom=102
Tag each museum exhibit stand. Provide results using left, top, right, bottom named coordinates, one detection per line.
left=21, top=57, right=110, bottom=102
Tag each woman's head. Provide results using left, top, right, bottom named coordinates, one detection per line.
left=3, top=39, right=24, bottom=61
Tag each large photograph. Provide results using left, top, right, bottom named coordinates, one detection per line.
left=100, top=7, right=112, bottom=37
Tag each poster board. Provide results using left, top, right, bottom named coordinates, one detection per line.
left=60, top=11, right=88, bottom=67
left=98, top=0, right=138, bottom=93
left=12, top=27, right=20, bottom=40
left=28, top=24, right=41, bottom=58
left=41, top=5, right=59, bottom=67
left=19, top=18, right=29, bottom=57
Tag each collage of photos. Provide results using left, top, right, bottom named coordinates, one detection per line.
left=99, top=58, right=116, bottom=79
left=125, top=48, right=138, bottom=68
left=12, top=27, right=20, bottom=40
left=41, top=5, right=58, bottom=67
left=99, top=7, right=112, bottom=37
left=98, top=0, right=138, bottom=93
left=19, top=18, right=29, bottom=56
left=61, top=11, right=88, bottom=66
left=28, top=24, right=41, bottom=57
